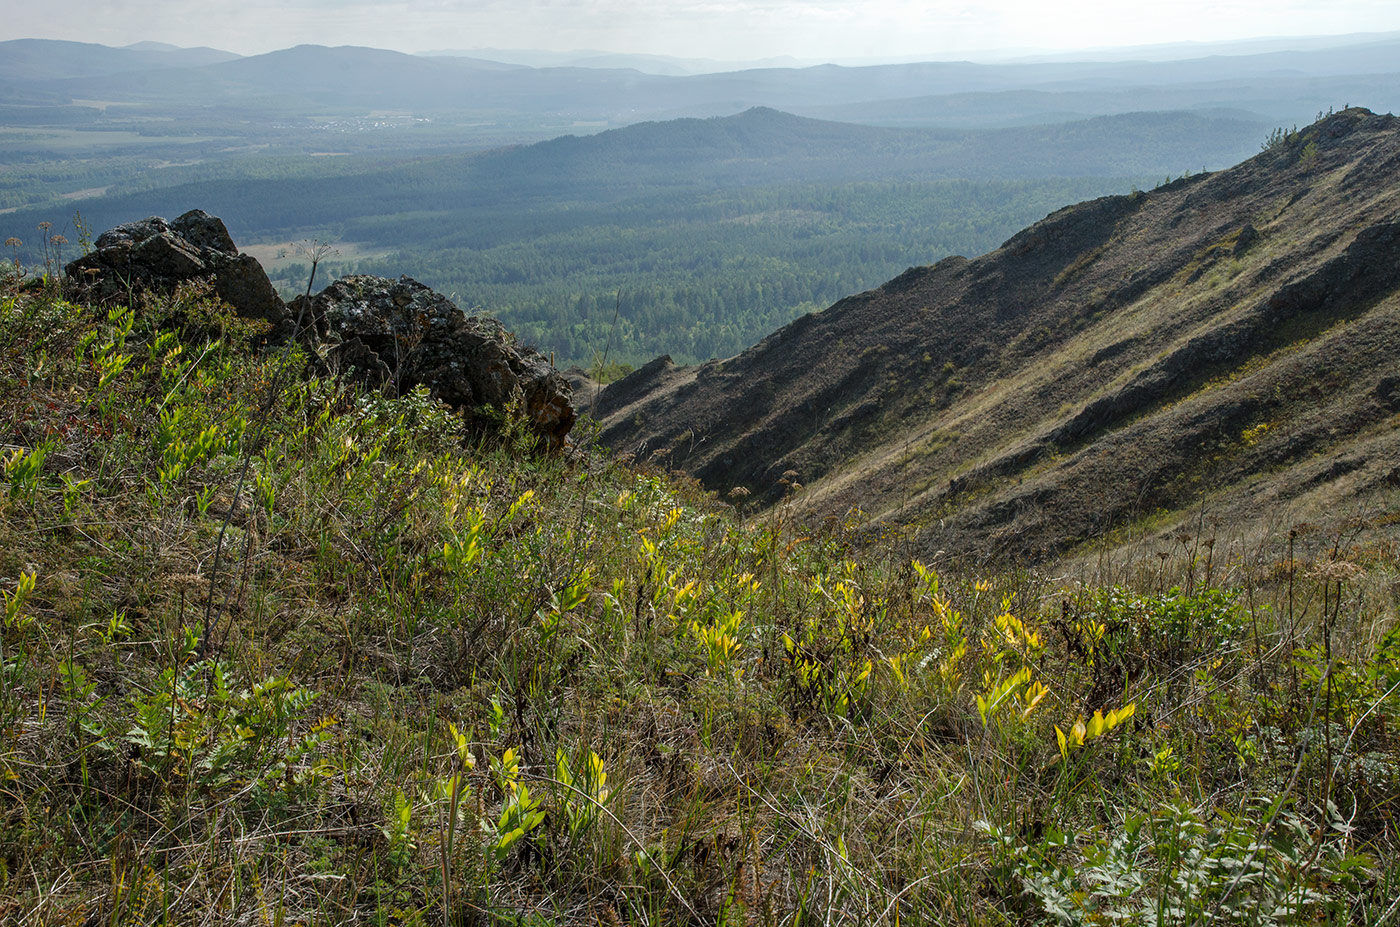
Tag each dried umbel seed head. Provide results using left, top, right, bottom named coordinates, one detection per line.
left=728, top=486, right=750, bottom=499
left=50, top=235, right=67, bottom=246
left=4, top=238, right=19, bottom=249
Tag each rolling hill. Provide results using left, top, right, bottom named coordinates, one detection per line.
left=0, top=107, right=1266, bottom=242
left=0, top=38, right=238, bottom=82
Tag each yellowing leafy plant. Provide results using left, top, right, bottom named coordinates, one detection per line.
left=442, top=506, right=485, bottom=573
left=975, top=600, right=1049, bottom=730
left=490, top=746, right=545, bottom=860
left=435, top=722, right=475, bottom=923
left=154, top=405, right=245, bottom=491
left=977, top=666, right=1049, bottom=728
left=691, top=607, right=745, bottom=675
left=914, top=561, right=969, bottom=697
left=1056, top=704, right=1137, bottom=760
left=3, top=441, right=50, bottom=502
left=2, top=572, right=35, bottom=635
left=555, top=747, right=611, bottom=840
left=540, top=567, right=591, bottom=646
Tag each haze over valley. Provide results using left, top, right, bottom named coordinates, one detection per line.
left=6, top=30, right=1399, bottom=365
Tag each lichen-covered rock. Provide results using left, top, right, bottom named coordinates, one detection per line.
left=296, top=274, right=575, bottom=448
left=65, top=210, right=286, bottom=326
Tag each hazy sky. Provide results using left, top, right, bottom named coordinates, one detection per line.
left=17, top=0, right=1400, bottom=61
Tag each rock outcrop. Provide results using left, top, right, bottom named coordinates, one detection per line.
left=68, top=216, right=576, bottom=450
left=65, top=210, right=287, bottom=327
left=294, top=274, right=575, bottom=448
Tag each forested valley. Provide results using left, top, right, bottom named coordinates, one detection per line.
left=267, top=177, right=1138, bottom=364
left=6, top=107, right=1263, bottom=365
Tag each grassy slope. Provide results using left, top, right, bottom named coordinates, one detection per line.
left=595, top=108, right=1400, bottom=565
left=0, top=277, right=1397, bottom=924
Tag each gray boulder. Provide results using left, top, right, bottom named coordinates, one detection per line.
left=65, top=210, right=286, bottom=327
left=294, top=274, right=575, bottom=449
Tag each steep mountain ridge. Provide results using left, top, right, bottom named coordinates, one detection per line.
left=594, top=107, right=1400, bottom=562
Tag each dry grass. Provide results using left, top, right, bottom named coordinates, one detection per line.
left=0, top=281, right=1397, bottom=925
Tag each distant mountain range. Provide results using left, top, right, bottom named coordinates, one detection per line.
left=0, top=38, right=237, bottom=82
left=3, top=34, right=1399, bottom=129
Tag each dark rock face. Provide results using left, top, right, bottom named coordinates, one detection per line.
left=296, top=274, right=575, bottom=448
left=65, top=210, right=286, bottom=326
left=69, top=214, right=575, bottom=450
